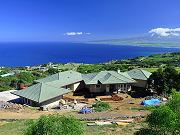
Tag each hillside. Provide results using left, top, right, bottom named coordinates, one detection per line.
left=110, top=52, right=180, bottom=67
left=89, top=36, right=180, bottom=47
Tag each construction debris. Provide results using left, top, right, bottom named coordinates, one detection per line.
left=87, top=119, right=133, bottom=126
left=114, top=119, right=134, bottom=123
left=116, top=122, right=129, bottom=126
left=3, top=103, right=23, bottom=110
left=111, top=94, right=123, bottom=101
left=0, top=101, right=24, bottom=111
left=95, top=121, right=112, bottom=126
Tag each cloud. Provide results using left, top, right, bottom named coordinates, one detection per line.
left=64, top=32, right=91, bottom=36
left=149, top=28, right=180, bottom=37
left=85, top=32, right=91, bottom=35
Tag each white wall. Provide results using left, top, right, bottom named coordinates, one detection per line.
left=73, top=82, right=80, bottom=91
left=40, top=95, right=63, bottom=108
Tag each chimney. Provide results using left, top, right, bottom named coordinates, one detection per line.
left=117, top=69, right=121, bottom=74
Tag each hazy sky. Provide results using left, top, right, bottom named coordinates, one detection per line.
left=0, top=0, right=180, bottom=42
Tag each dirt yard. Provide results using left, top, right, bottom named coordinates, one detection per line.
left=0, top=107, right=73, bottom=120
left=0, top=93, right=149, bottom=120
left=0, top=93, right=148, bottom=135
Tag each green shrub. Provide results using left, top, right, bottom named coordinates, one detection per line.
left=22, top=115, right=84, bottom=135
left=146, top=105, right=177, bottom=134
left=136, top=91, right=180, bottom=135
left=135, top=128, right=156, bottom=135
left=94, top=101, right=111, bottom=112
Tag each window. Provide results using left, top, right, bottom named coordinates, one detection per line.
left=96, top=84, right=101, bottom=88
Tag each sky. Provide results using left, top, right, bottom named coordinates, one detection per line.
left=0, top=0, right=180, bottom=42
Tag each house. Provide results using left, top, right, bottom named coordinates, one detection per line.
left=31, top=66, right=48, bottom=72
left=126, top=69, right=152, bottom=88
left=0, top=72, right=15, bottom=77
left=0, top=70, right=21, bottom=77
left=82, top=71, right=136, bottom=94
left=12, top=71, right=85, bottom=107
left=11, top=69, right=150, bottom=107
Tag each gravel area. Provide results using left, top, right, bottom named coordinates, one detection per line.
left=76, top=111, right=147, bottom=120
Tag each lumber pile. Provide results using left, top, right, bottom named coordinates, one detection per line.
left=87, top=119, right=134, bottom=126
left=111, top=94, right=123, bottom=101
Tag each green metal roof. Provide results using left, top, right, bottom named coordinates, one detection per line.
left=11, top=83, right=71, bottom=103
left=35, top=70, right=83, bottom=86
left=82, top=71, right=136, bottom=84
left=126, top=69, right=152, bottom=80
left=11, top=70, right=143, bottom=103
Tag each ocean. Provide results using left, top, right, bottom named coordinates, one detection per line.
left=0, top=42, right=179, bottom=67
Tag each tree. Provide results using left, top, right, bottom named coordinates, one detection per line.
left=16, top=72, right=34, bottom=85
left=164, top=66, right=178, bottom=93
left=47, top=68, right=59, bottom=75
left=148, top=66, right=179, bottom=95
left=148, top=67, right=165, bottom=95
left=146, top=106, right=177, bottom=134
left=167, top=90, right=180, bottom=119
left=23, top=115, right=84, bottom=135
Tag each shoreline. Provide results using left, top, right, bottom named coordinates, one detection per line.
left=83, top=42, right=180, bottom=49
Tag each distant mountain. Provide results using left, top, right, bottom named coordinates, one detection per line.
left=88, top=36, right=180, bottom=47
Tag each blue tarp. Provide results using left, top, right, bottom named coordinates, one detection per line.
left=79, top=108, right=92, bottom=114
left=141, top=98, right=161, bottom=106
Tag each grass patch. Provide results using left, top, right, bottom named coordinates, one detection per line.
left=0, top=120, right=26, bottom=135
left=85, top=122, right=143, bottom=135
left=143, top=67, right=180, bottom=73
left=93, top=101, right=111, bottom=112
left=130, top=106, right=160, bottom=112
left=0, top=120, right=143, bottom=135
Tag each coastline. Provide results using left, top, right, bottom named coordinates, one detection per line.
left=0, top=42, right=180, bottom=67
left=83, top=42, right=180, bottom=49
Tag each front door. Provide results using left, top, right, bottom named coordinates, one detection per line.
left=106, top=85, right=110, bottom=93
left=110, top=84, right=116, bottom=93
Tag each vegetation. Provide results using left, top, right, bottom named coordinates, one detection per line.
left=148, top=66, right=180, bottom=95
left=46, top=68, right=59, bottom=75
left=0, top=120, right=142, bottom=135
left=0, top=70, right=7, bottom=75
left=136, top=91, right=180, bottom=135
left=93, top=101, right=111, bottom=112
left=0, top=71, right=47, bottom=91
left=0, top=52, right=179, bottom=92
left=112, top=52, right=180, bottom=67
left=23, top=115, right=84, bottom=135
left=77, top=64, right=129, bottom=73
left=0, top=120, right=26, bottom=135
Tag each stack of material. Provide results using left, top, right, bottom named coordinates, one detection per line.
left=3, top=103, right=23, bottom=110
left=95, top=121, right=112, bottom=126
left=87, top=119, right=134, bottom=126
left=99, top=97, right=112, bottom=101
left=87, top=121, right=112, bottom=126
left=112, top=94, right=123, bottom=101
left=116, top=122, right=129, bottom=126
left=115, top=119, right=134, bottom=126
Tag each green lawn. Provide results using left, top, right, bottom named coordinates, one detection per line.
left=142, top=67, right=180, bottom=73
left=0, top=121, right=26, bottom=135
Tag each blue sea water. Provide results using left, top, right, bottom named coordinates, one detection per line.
left=0, top=42, right=179, bottom=67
